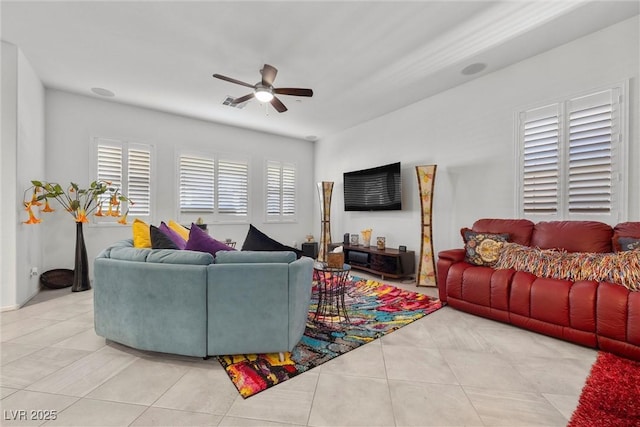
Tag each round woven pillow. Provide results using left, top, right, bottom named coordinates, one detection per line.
left=40, top=269, right=74, bottom=289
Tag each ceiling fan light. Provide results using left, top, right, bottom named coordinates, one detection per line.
left=255, top=88, right=274, bottom=103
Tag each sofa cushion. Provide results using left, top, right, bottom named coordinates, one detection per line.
left=109, top=246, right=152, bottom=262
left=146, top=249, right=213, bottom=265
left=159, top=221, right=187, bottom=250
left=530, top=221, right=613, bottom=253
left=185, top=223, right=236, bottom=257
left=215, top=250, right=296, bottom=264
left=463, top=230, right=509, bottom=267
left=471, top=218, right=534, bottom=246
left=132, top=218, right=152, bottom=248
left=613, top=222, right=640, bottom=251
left=496, top=243, right=640, bottom=291
left=619, top=237, right=640, bottom=252
left=150, top=225, right=180, bottom=250
left=241, top=224, right=303, bottom=258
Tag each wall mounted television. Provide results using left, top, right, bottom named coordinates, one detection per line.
left=343, top=162, right=402, bottom=211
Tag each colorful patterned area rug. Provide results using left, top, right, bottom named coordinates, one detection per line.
left=218, top=276, right=442, bottom=398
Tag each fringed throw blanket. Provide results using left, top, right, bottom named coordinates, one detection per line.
left=495, top=243, right=640, bottom=291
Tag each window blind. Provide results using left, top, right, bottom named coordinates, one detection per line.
left=127, top=148, right=151, bottom=216
left=218, top=159, right=248, bottom=216
left=266, top=161, right=296, bottom=220
left=178, top=154, right=249, bottom=218
left=266, top=162, right=282, bottom=216
left=567, top=90, right=614, bottom=213
left=521, top=105, right=560, bottom=214
left=96, top=142, right=123, bottom=213
left=179, top=155, right=215, bottom=212
left=96, top=143, right=123, bottom=190
left=518, top=86, right=624, bottom=221
left=282, top=164, right=296, bottom=217
left=95, top=138, right=153, bottom=220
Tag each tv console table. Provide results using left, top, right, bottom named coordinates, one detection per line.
left=328, top=243, right=415, bottom=280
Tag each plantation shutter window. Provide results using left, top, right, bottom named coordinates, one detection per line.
left=518, top=86, right=625, bottom=222
left=567, top=90, right=616, bottom=214
left=96, top=143, right=123, bottom=190
left=96, top=142, right=123, bottom=213
left=179, top=155, right=215, bottom=213
left=521, top=104, right=560, bottom=214
left=266, top=160, right=297, bottom=221
left=178, top=152, right=249, bottom=222
left=127, top=146, right=152, bottom=216
left=266, top=162, right=282, bottom=216
left=93, top=137, right=154, bottom=222
left=282, top=164, right=296, bottom=217
left=218, top=159, right=249, bottom=216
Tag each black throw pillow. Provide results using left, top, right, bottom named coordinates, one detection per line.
left=241, top=224, right=304, bottom=258
left=150, top=225, right=180, bottom=250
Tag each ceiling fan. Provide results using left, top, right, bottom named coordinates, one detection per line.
left=213, top=64, right=313, bottom=113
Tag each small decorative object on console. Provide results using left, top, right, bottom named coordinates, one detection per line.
left=376, top=237, right=386, bottom=250
left=350, top=234, right=359, bottom=246
left=327, top=247, right=345, bottom=268
left=361, top=228, right=372, bottom=247
left=301, top=241, right=319, bottom=259
left=399, top=245, right=407, bottom=252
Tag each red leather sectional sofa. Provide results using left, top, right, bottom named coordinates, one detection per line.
left=437, top=219, right=640, bottom=360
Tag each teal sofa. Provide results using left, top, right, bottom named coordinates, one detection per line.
left=93, top=239, right=314, bottom=358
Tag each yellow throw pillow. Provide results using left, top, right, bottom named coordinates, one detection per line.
left=168, top=220, right=190, bottom=241
left=132, top=218, right=152, bottom=248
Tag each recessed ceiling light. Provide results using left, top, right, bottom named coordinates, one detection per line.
left=461, top=63, right=487, bottom=76
left=91, top=87, right=115, bottom=97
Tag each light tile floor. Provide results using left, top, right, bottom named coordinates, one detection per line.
left=0, top=274, right=596, bottom=426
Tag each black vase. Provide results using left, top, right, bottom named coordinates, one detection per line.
left=72, top=221, right=91, bottom=292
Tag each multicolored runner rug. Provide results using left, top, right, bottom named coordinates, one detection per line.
left=218, top=276, right=442, bottom=398
left=568, top=351, right=640, bottom=427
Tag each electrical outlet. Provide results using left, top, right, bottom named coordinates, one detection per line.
left=30, top=267, right=38, bottom=277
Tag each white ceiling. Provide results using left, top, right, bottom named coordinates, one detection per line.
left=2, top=1, right=638, bottom=141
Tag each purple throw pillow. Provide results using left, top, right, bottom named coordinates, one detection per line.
left=159, top=221, right=187, bottom=250
left=185, top=223, right=236, bottom=257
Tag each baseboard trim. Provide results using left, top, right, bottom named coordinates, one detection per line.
left=1, top=287, right=41, bottom=312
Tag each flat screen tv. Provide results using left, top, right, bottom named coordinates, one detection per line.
left=343, top=162, right=402, bottom=211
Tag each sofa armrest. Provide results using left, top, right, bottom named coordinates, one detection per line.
left=438, top=249, right=466, bottom=263
left=288, top=257, right=314, bottom=348
left=436, top=249, right=465, bottom=303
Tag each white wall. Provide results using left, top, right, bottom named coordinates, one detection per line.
left=315, top=17, right=640, bottom=267
left=1, top=42, right=45, bottom=309
left=42, top=91, right=315, bottom=273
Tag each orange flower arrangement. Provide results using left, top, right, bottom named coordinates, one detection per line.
left=23, top=180, right=132, bottom=225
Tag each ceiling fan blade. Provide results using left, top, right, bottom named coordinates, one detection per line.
left=212, top=74, right=255, bottom=89
left=270, top=96, right=288, bottom=113
left=274, top=88, right=313, bottom=97
left=261, top=64, right=278, bottom=87
left=231, top=93, right=255, bottom=104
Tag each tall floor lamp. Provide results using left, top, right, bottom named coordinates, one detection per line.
left=317, top=181, right=334, bottom=262
left=416, top=165, right=437, bottom=287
